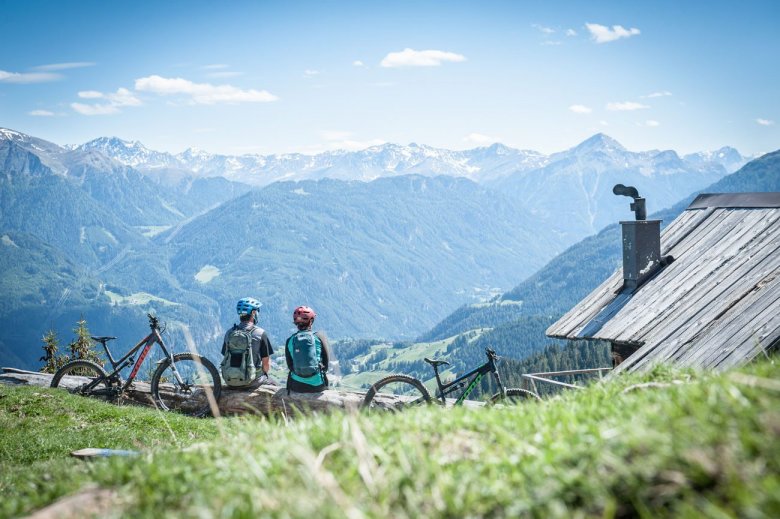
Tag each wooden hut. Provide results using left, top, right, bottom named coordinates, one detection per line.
left=546, top=192, right=780, bottom=373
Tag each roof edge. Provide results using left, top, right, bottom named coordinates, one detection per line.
left=687, top=192, right=780, bottom=210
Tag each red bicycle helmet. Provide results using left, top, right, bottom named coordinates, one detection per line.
left=293, top=306, right=316, bottom=326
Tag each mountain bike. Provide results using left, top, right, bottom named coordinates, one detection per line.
left=50, top=314, right=221, bottom=417
left=362, top=348, right=539, bottom=410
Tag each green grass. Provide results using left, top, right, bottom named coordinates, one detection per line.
left=2, top=360, right=779, bottom=518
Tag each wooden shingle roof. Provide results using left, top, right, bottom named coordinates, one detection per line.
left=546, top=192, right=780, bottom=373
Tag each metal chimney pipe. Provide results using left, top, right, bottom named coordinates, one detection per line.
left=613, top=184, right=662, bottom=292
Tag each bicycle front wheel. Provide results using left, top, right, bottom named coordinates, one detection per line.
left=362, top=375, right=432, bottom=411
left=490, top=387, right=541, bottom=405
left=150, top=353, right=222, bottom=417
left=50, top=360, right=115, bottom=401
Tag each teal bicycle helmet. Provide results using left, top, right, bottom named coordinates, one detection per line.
left=236, top=297, right=262, bottom=317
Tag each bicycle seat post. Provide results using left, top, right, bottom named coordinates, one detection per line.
left=91, top=336, right=118, bottom=366
left=431, top=364, right=446, bottom=402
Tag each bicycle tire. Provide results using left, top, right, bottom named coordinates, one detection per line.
left=362, top=374, right=432, bottom=411
left=50, top=360, right=114, bottom=400
left=150, top=353, right=222, bottom=417
left=490, top=387, right=541, bottom=405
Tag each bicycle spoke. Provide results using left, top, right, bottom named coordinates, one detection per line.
left=151, top=354, right=221, bottom=417
left=362, top=375, right=432, bottom=411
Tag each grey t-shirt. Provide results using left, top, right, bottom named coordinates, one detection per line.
left=221, top=322, right=274, bottom=369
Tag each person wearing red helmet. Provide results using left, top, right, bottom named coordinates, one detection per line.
left=285, top=305, right=330, bottom=393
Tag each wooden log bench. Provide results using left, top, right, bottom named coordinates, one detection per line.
left=1, top=367, right=477, bottom=416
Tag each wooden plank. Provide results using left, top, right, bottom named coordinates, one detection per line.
left=623, top=239, right=780, bottom=372
left=597, top=209, right=778, bottom=343
left=688, top=278, right=780, bottom=369
left=717, top=321, right=780, bottom=371
left=545, top=209, right=708, bottom=338
left=547, top=208, right=715, bottom=338
left=634, top=218, right=780, bottom=364
left=614, top=213, right=780, bottom=373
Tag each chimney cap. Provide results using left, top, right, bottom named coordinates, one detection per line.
left=613, top=184, right=640, bottom=200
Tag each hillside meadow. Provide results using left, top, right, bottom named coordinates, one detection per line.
left=1, top=360, right=778, bottom=518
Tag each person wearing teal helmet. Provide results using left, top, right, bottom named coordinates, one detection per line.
left=221, top=297, right=274, bottom=385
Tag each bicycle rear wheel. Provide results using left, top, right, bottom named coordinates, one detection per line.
left=490, top=387, right=540, bottom=405
left=50, top=360, right=115, bottom=401
left=150, top=353, right=222, bottom=417
left=362, top=374, right=432, bottom=411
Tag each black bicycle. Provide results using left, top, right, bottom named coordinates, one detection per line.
left=362, top=348, right=539, bottom=410
left=50, top=314, right=221, bottom=417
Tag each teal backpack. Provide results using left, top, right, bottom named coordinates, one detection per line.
left=220, top=325, right=257, bottom=387
left=289, top=330, right=321, bottom=378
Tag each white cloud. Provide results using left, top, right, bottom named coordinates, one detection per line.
left=134, top=75, right=278, bottom=104
left=71, top=102, right=120, bottom=115
left=643, top=120, right=660, bottom=127
left=28, top=110, right=55, bottom=117
left=566, top=29, right=577, bottom=37
left=756, top=118, right=775, bottom=126
left=599, top=120, right=609, bottom=126
left=0, top=69, right=61, bottom=83
left=642, top=91, right=672, bottom=98
left=304, top=69, right=320, bottom=78
left=34, top=62, right=95, bottom=71
left=380, top=48, right=466, bottom=68
left=569, top=104, right=592, bottom=114
left=463, top=133, right=498, bottom=145
left=110, top=87, right=142, bottom=106
left=78, top=90, right=104, bottom=99
left=353, top=60, right=365, bottom=67
left=202, top=64, right=229, bottom=70
left=585, top=23, right=641, bottom=43
left=606, top=101, right=649, bottom=111
left=533, top=24, right=555, bottom=34
left=71, top=87, right=142, bottom=116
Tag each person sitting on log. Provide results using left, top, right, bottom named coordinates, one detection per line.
left=220, top=297, right=274, bottom=388
left=285, top=306, right=330, bottom=393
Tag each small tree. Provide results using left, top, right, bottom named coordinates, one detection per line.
left=68, top=316, right=104, bottom=367
left=39, top=329, right=69, bottom=373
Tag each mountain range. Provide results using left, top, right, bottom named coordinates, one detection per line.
left=0, top=126, right=757, bottom=372
left=74, top=131, right=748, bottom=238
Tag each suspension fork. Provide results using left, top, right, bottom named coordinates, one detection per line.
left=155, top=330, right=187, bottom=385
left=489, top=356, right=507, bottom=397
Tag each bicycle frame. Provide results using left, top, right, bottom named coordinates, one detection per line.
left=85, top=327, right=176, bottom=394
left=430, top=350, right=506, bottom=405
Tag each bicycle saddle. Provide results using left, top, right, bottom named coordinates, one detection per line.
left=424, top=357, right=450, bottom=367
left=90, top=336, right=117, bottom=342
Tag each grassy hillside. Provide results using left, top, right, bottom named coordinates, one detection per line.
left=2, top=360, right=778, bottom=518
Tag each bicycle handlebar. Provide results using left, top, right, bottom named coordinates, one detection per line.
left=148, top=313, right=159, bottom=331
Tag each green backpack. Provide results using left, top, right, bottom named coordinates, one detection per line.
left=289, top=330, right=321, bottom=378
left=220, top=325, right=257, bottom=387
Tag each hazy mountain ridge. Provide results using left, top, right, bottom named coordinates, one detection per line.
left=72, top=130, right=748, bottom=241
left=162, top=174, right=561, bottom=339
left=73, top=131, right=747, bottom=188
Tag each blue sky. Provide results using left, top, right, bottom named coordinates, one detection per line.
left=1, top=0, right=778, bottom=156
